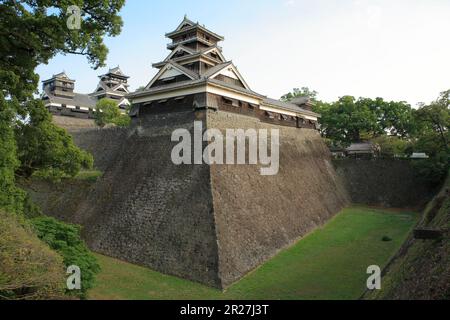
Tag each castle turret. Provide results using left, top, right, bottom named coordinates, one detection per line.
left=90, top=66, right=131, bottom=110
left=41, top=72, right=96, bottom=118
left=165, top=16, right=224, bottom=51
left=42, top=72, right=76, bottom=99
left=129, top=16, right=320, bottom=129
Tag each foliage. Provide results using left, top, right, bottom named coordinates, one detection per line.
left=412, top=155, right=449, bottom=186
left=94, top=98, right=130, bottom=127
left=314, top=96, right=379, bottom=144
left=0, top=94, right=27, bottom=214
left=371, top=135, right=411, bottom=157
left=0, top=0, right=125, bottom=100
left=0, top=0, right=125, bottom=212
left=413, top=90, right=449, bottom=156
left=0, top=211, right=66, bottom=300
left=75, top=170, right=103, bottom=183
left=0, top=0, right=123, bottom=300
left=411, top=91, right=450, bottom=184
left=281, top=86, right=318, bottom=102
left=31, top=217, right=100, bottom=299
left=14, top=100, right=93, bottom=179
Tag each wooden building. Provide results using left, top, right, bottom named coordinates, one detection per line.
left=89, top=66, right=131, bottom=111
left=42, top=67, right=130, bottom=119
left=128, top=16, right=320, bottom=128
left=42, top=72, right=97, bottom=119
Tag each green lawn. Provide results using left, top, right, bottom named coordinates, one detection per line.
left=88, top=206, right=419, bottom=300
left=75, top=170, right=103, bottom=182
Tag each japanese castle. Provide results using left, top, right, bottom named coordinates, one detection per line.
left=128, top=16, right=320, bottom=128
left=42, top=67, right=130, bottom=118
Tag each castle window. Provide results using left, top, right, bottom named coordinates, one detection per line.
left=222, top=97, right=233, bottom=105
left=266, top=111, right=275, bottom=119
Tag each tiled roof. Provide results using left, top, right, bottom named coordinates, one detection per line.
left=202, top=61, right=233, bottom=78
left=169, top=61, right=201, bottom=80
left=45, top=88, right=96, bottom=109
left=262, top=98, right=320, bottom=117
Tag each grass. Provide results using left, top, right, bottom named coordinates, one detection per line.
left=75, top=170, right=103, bottom=182
left=88, top=206, right=419, bottom=300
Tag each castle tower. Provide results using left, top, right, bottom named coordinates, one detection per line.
left=70, top=17, right=349, bottom=290
left=41, top=72, right=96, bottom=118
left=129, top=16, right=320, bottom=129
left=42, top=72, right=76, bottom=99
left=90, top=66, right=131, bottom=111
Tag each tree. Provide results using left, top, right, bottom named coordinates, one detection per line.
left=315, top=96, right=379, bottom=144
left=0, top=93, right=26, bottom=213
left=371, top=135, right=411, bottom=157
left=358, top=97, right=414, bottom=137
left=414, top=90, right=450, bottom=155
left=94, top=98, right=130, bottom=128
left=14, top=100, right=93, bottom=179
left=1, top=0, right=125, bottom=100
left=31, top=217, right=100, bottom=299
left=410, top=90, right=449, bottom=184
left=0, top=1, right=125, bottom=212
left=281, top=87, right=319, bottom=102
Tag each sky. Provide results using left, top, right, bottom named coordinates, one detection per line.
left=36, top=0, right=450, bottom=106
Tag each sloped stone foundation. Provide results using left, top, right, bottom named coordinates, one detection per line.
left=33, top=106, right=349, bottom=288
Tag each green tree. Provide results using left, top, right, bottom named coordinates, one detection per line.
left=31, top=216, right=100, bottom=299
left=414, top=90, right=450, bottom=155
left=316, top=96, right=379, bottom=144
left=14, top=100, right=93, bottom=179
left=410, top=90, right=449, bottom=185
left=372, top=135, right=411, bottom=157
left=94, top=98, right=130, bottom=127
left=359, top=98, right=414, bottom=137
left=0, top=94, right=26, bottom=213
left=0, top=0, right=125, bottom=212
left=281, top=87, right=319, bottom=102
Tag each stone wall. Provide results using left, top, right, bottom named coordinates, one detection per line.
left=207, top=111, right=350, bottom=287
left=33, top=105, right=349, bottom=289
left=70, top=105, right=222, bottom=288
left=333, top=159, right=435, bottom=208
left=52, top=115, right=97, bottom=131
left=71, top=128, right=129, bottom=171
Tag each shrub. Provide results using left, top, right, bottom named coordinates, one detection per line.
left=30, top=217, right=100, bottom=299
left=94, top=98, right=130, bottom=128
left=412, top=153, right=449, bottom=187
left=0, top=211, right=66, bottom=300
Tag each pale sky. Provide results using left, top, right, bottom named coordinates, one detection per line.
left=36, top=0, right=450, bottom=106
